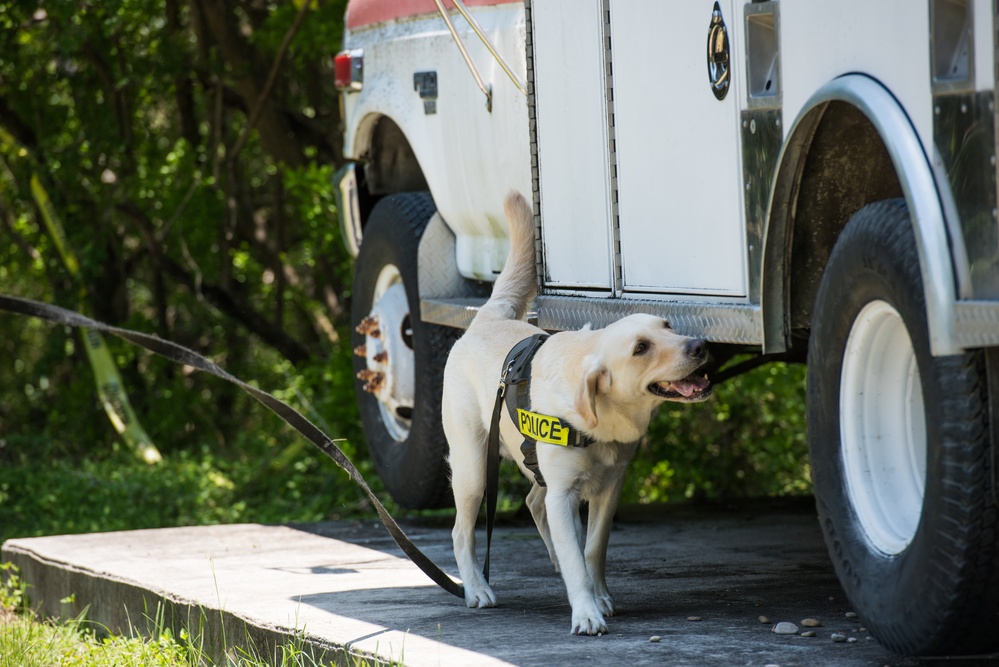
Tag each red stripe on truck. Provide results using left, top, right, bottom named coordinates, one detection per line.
left=346, top=0, right=520, bottom=30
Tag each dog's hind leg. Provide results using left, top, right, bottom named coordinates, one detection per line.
left=446, top=424, right=497, bottom=609
left=526, top=483, right=560, bottom=572
left=583, top=469, right=628, bottom=618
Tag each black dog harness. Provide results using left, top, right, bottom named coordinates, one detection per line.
left=483, top=332, right=593, bottom=580
left=501, top=334, right=595, bottom=486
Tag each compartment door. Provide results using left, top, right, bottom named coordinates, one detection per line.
left=533, top=0, right=614, bottom=290
left=611, top=0, right=747, bottom=296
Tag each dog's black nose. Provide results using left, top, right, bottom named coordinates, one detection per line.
left=686, top=338, right=707, bottom=361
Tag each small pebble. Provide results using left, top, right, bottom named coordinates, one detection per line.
left=847, top=637, right=858, bottom=644
left=845, top=611, right=858, bottom=619
left=831, top=632, right=847, bottom=643
left=801, top=618, right=822, bottom=627
left=649, top=636, right=661, bottom=643
left=773, top=621, right=798, bottom=635
left=758, top=615, right=771, bottom=624
left=687, top=616, right=702, bottom=622
left=801, top=631, right=816, bottom=638
left=859, top=627, right=867, bottom=633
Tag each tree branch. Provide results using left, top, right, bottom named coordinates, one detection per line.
left=229, top=0, right=314, bottom=163
left=116, top=200, right=311, bottom=364
left=198, top=0, right=304, bottom=167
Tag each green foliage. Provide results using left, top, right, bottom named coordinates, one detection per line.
left=0, top=615, right=192, bottom=667
left=625, top=360, right=810, bottom=504
left=0, top=370, right=377, bottom=546
left=0, top=563, right=25, bottom=613
left=0, top=0, right=367, bottom=536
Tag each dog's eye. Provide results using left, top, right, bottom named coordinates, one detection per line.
left=633, top=341, right=649, bottom=356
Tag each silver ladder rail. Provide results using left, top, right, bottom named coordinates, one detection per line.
left=432, top=0, right=528, bottom=111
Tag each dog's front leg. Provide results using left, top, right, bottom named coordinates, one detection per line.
left=545, top=486, right=607, bottom=635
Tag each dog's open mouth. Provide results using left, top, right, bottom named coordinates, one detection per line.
left=649, top=373, right=712, bottom=401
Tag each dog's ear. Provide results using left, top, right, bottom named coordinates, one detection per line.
left=574, top=357, right=611, bottom=430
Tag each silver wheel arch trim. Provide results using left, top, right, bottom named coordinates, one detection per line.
left=761, top=74, right=961, bottom=357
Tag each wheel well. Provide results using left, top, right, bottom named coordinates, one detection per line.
left=767, top=101, right=904, bottom=353
left=362, top=115, right=429, bottom=196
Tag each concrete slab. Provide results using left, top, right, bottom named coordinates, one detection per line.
left=2, top=501, right=938, bottom=666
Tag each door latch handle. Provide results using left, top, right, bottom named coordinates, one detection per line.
left=707, top=1, right=731, bottom=100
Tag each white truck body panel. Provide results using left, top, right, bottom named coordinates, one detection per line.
left=781, top=2, right=933, bottom=154
left=343, top=5, right=531, bottom=281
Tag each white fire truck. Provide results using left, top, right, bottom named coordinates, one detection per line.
left=333, top=0, right=999, bottom=655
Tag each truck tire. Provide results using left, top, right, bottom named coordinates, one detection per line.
left=807, top=199, right=999, bottom=656
left=351, top=193, right=458, bottom=509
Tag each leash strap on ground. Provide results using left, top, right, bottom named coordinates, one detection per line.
left=0, top=294, right=465, bottom=600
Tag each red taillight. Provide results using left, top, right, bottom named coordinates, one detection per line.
left=334, top=49, right=363, bottom=92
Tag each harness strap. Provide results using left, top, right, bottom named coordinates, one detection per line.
left=504, top=339, right=594, bottom=488
left=0, top=294, right=466, bottom=599
left=484, top=380, right=504, bottom=582
left=483, top=333, right=549, bottom=581
left=483, top=332, right=596, bottom=577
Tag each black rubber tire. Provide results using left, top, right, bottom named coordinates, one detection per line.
left=807, top=199, right=999, bottom=656
left=351, top=193, right=459, bottom=510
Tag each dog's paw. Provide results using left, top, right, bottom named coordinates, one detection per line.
left=595, top=592, right=615, bottom=617
left=464, top=583, right=497, bottom=609
left=570, top=605, right=608, bottom=636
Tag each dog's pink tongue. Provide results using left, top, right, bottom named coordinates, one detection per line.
left=671, top=375, right=710, bottom=397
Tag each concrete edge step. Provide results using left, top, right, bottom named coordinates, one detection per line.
left=2, top=523, right=510, bottom=667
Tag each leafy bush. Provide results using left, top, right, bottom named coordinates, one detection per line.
left=0, top=436, right=373, bottom=546
left=625, top=360, right=809, bottom=504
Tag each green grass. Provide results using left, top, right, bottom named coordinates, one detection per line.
left=0, top=564, right=191, bottom=667
left=0, top=611, right=367, bottom=667
left=1, top=610, right=193, bottom=667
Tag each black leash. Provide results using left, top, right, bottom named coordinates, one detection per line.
left=0, top=294, right=465, bottom=599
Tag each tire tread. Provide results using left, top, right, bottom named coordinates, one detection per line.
left=809, top=198, right=999, bottom=656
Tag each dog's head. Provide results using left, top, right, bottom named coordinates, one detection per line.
left=573, top=314, right=712, bottom=431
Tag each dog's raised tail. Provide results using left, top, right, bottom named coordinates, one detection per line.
left=477, top=190, right=537, bottom=322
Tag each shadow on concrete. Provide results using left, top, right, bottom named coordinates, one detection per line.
left=283, top=499, right=937, bottom=667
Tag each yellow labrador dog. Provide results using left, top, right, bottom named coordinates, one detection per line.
left=442, top=191, right=711, bottom=635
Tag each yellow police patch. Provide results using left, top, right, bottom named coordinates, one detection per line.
left=516, top=408, right=569, bottom=446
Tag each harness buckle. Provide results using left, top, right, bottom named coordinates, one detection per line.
left=498, top=360, right=516, bottom=398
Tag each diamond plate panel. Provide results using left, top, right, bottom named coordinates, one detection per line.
left=418, top=213, right=491, bottom=300
left=419, top=297, right=486, bottom=329
left=536, top=296, right=762, bottom=344
left=954, top=300, right=999, bottom=348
